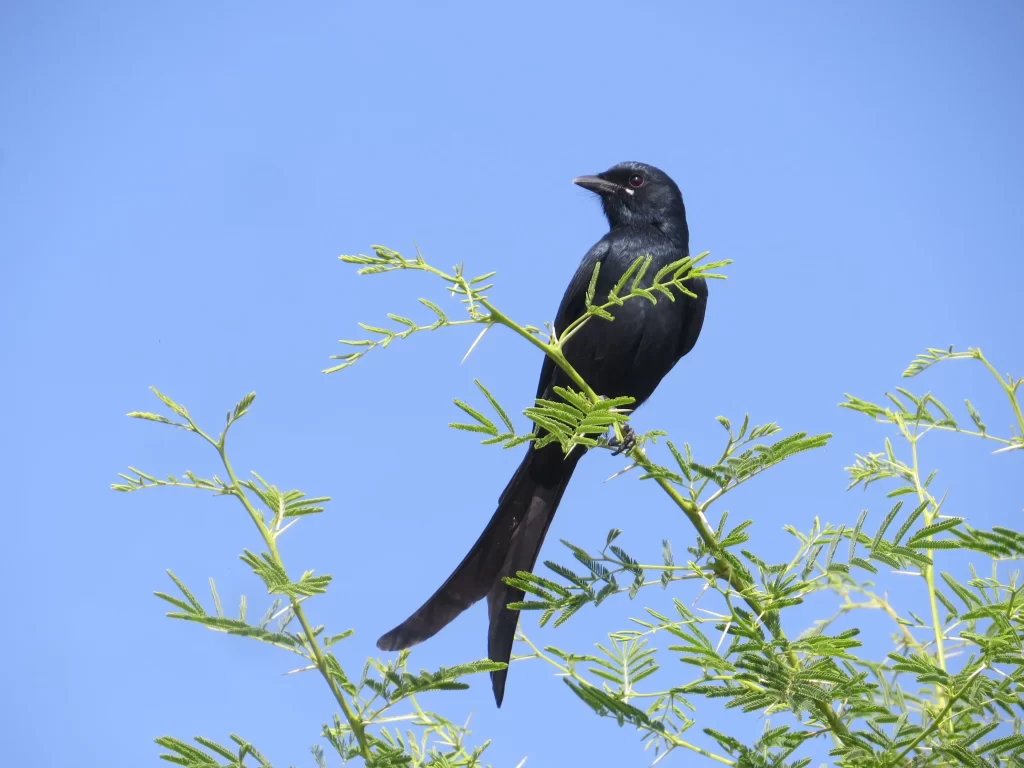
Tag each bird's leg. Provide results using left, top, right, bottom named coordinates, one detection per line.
left=608, top=423, right=637, bottom=456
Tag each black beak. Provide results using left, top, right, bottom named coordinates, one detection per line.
left=573, top=175, right=621, bottom=197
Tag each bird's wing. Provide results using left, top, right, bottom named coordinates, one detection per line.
left=535, top=238, right=611, bottom=400
left=675, top=276, right=708, bottom=359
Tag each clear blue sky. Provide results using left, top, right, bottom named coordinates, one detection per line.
left=2, top=2, right=1022, bottom=765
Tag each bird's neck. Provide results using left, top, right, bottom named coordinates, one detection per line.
left=611, top=216, right=690, bottom=250
left=651, top=216, right=689, bottom=247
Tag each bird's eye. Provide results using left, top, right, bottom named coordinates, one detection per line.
left=628, top=174, right=645, bottom=188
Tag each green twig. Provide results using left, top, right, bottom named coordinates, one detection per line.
left=887, top=666, right=985, bottom=766
left=189, top=416, right=373, bottom=762
left=516, top=630, right=737, bottom=766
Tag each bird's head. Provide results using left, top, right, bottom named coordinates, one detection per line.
left=573, top=161, right=686, bottom=232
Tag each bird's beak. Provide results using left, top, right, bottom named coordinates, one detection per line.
left=573, top=175, right=621, bottom=197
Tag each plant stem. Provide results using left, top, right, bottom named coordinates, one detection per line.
left=908, top=433, right=948, bottom=723
left=478, top=299, right=594, bottom=393
left=904, top=421, right=1017, bottom=447
left=210, top=431, right=373, bottom=761
left=888, top=666, right=984, bottom=766
left=974, top=348, right=1024, bottom=437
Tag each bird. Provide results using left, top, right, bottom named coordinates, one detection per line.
left=376, top=161, right=708, bottom=706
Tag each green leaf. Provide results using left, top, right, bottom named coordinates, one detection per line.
left=449, top=422, right=497, bottom=435
left=154, top=591, right=197, bottom=614
left=126, top=411, right=191, bottom=429
left=902, top=346, right=955, bottom=378
left=849, top=509, right=868, bottom=560
left=232, top=392, right=256, bottom=421
left=419, top=298, right=448, bottom=325
left=324, top=629, right=355, bottom=647
left=689, top=461, right=727, bottom=488
left=585, top=261, right=601, bottom=308
left=666, top=440, right=693, bottom=481
left=849, top=557, right=878, bottom=574
left=151, top=387, right=190, bottom=419
left=892, top=501, right=928, bottom=546
left=165, top=570, right=203, bottom=613
left=825, top=525, right=845, bottom=570
left=167, top=613, right=300, bottom=649
left=871, top=501, right=903, bottom=550
left=911, top=539, right=961, bottom=550
left=474, top=379, right=515, bottom=433
left=609, top=256, right=646, bottom=303
left=940, top=571, right=980, bottom=608
left=979, top=735, right=1024, bottom=756
left=965, top=399, right=986, bottom=433
left=451, top=399, right=496, bottom=434
left=907, top=517, right=965, bottom=544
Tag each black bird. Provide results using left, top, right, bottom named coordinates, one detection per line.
left=377, top=161, right=708, bottom=706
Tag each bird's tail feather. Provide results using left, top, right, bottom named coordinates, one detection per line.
left=376, top=445, right=580, bottom=706
left=486, top=459, right=576, bottom=706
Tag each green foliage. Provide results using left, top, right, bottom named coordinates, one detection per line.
left=117, top=388, right=504, bottom=766
left=325, top=245, right=728, bottom=379
left=637, top=415, right=832, bottom=505
left=563, top=251, right=730, bottom=343
left=448, top=378, right=533, bottom=448
left=122, top=242, right=1024, bottom=767
left=324, top=246, right=505, bottom=373
left=511, top=344, right=1024, bottom=767
left=155, top=733, right=272, bottom=768
left=525, top=389, right=635, bottom=453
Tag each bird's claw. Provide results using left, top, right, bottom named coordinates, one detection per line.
left=609, top=424, right=637, bottom=456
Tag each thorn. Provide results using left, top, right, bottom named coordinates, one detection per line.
left=461, top=324, right=492, bottom=364
left=604, top=463, right=638, bottom=482
left=693, top=582, right=711, bottom=607
left=992, top=443, right=1023, bottom=454
left=715, top=620, right=732, bottom=654
left=283, top=664, right=318, bottom=675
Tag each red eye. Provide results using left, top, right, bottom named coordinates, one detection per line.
left=628, top=174, right=645, bottom=188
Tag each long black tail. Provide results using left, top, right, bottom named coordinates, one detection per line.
left=376, top=443, right=581, bottom=706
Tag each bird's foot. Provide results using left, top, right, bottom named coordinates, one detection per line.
left=609, top=424, right=637, bottom=456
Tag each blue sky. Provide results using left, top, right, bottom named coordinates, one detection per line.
left=2, top=2, right=1022, bottom=765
